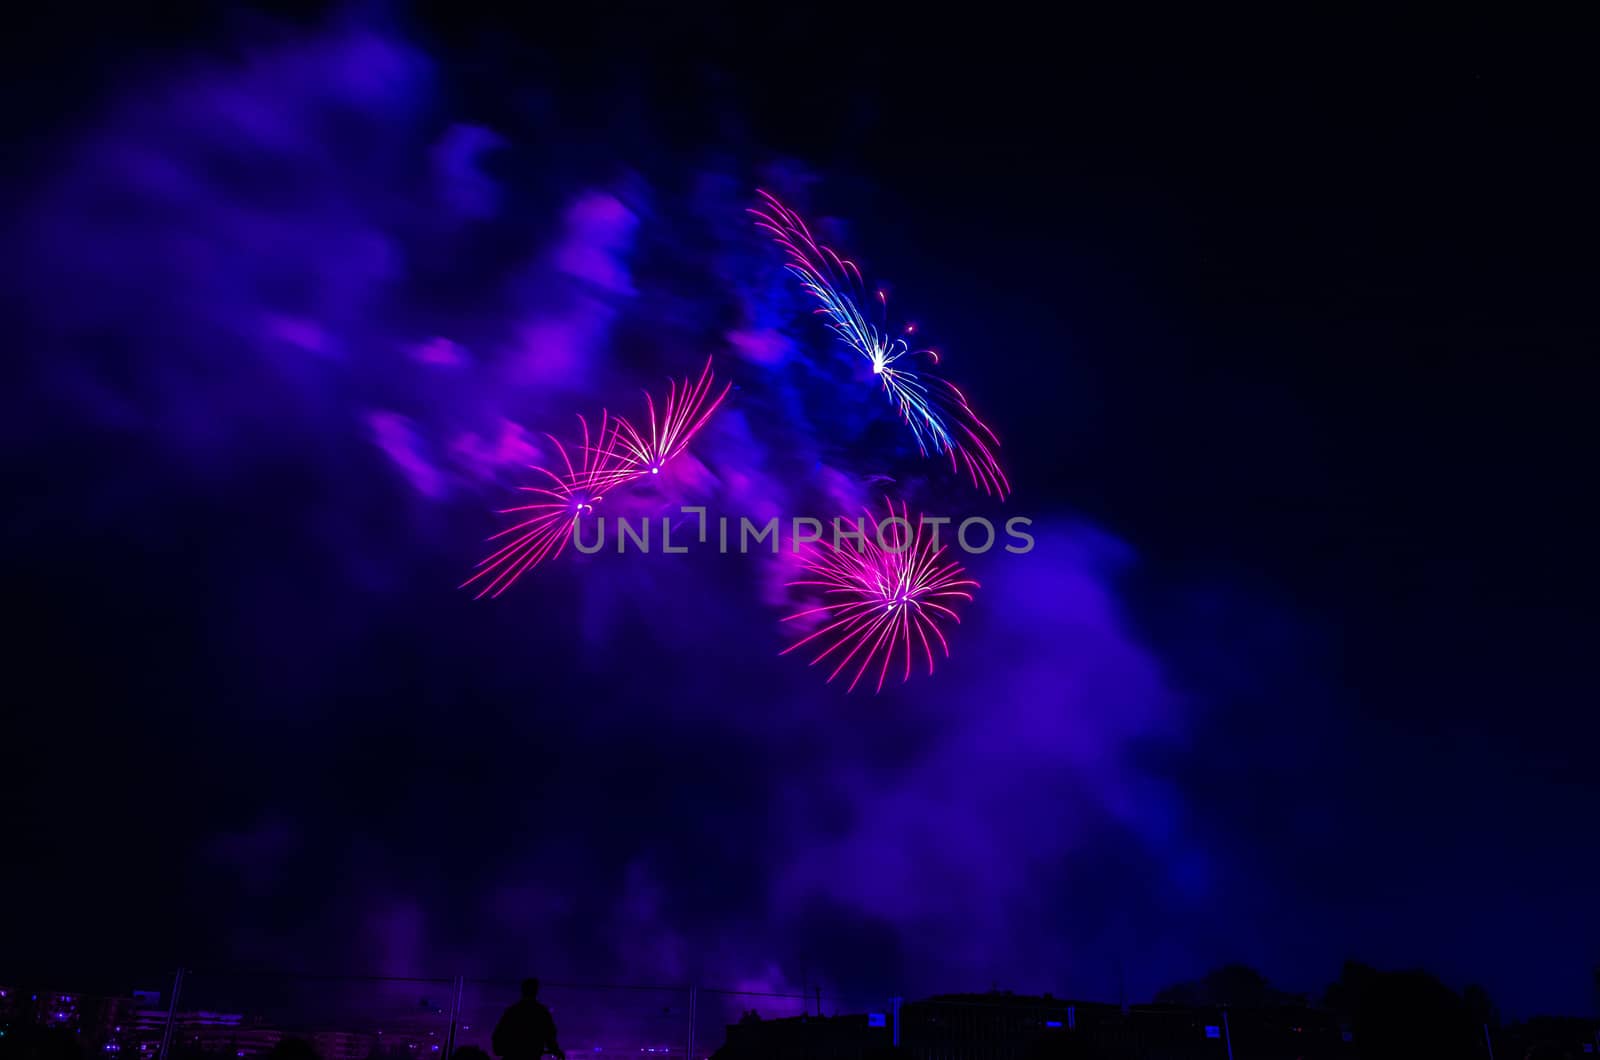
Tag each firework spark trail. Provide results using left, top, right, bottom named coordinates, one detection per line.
left=750, top=190, right=1010, bottom=498
left=612, top=356, right=731, bottom=478
left=462, top=411, right=638, bottom=599
left=465, top=360, right=730, bottom=596
left=782, top=498, right=979, bottom=693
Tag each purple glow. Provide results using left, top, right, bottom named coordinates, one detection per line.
left=782, top=497, right=978, bottom=693
left=611, top=356, right=731, bottom=479
left=2, top=15, right=1212, bottom=1006
left=462, top=411, right=639, bottom=598
left=750, top=191, right=1010, bottom=497
left=464, top=357, right=728, bottom=594
left=369, top=412, right=448, bottom=499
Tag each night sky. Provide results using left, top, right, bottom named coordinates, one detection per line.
left=3, top=5, right=1596, bottom=1022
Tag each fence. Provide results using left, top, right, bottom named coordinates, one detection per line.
left=0, top=972, right=892, bottom=1060
left=5, top=972, right=1597, bottom=1059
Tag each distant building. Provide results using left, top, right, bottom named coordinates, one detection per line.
left=1493, top=1016, right=1600, bottom=1059
left=32, top=990, right=85, bottom=1031
left=896, top=992, right=1120, bottom=1058
left=0, top=988, right=171, bottom=1060
left=307, top=1030, right=376, bottom=1060
left=711, top=991, right=1354, bottom=1060
left=713, top=1013, right=890, bottom=1059
left=369, top=1021, right=447, bottom=1060
left=167, top=1010, right=284, bottom=1058
left=86, top=995, right=166, bottom=1058
left=0, top=986, right=22, bottom=1036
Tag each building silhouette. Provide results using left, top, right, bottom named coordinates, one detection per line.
left=711, top=990, right=1357, bottom=1060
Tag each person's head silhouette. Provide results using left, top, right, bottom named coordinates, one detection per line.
left=521, top=978, right=540, bottom=1001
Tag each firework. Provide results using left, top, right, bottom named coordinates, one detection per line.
left=750, top=190, right=1010, bottom=497
left=782, top=498, right=979, bottom=693
left=462, top=412, right=637, bottom=599
left=612, top=356, right=731, bottom=478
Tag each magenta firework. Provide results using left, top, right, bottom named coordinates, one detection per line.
left=466, top=360, right=729, bottom=596
left=463, top=412, right=638, bottom=599
left=613, top=356, right=731, bottom=478
left=782, top=499, right=980, bottom=693
left=750, top=190, right=1010, bottom=498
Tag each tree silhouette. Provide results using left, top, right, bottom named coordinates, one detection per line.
left=1323, top=960, right=1486, bottom=1060
left=1154, top=964, right=1284, bottom=1007
left=1463, top=983, right=1497, bottom=1027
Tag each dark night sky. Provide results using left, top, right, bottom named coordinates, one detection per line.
left=3, top=4, right=1596, bottom=1022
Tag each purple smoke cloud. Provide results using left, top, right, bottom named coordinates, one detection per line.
left=2, top=13, right=1210, bottom=1008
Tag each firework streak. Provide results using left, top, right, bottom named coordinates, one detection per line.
left=782, top=498, right=979, bottom=693
left=465, top=360, right=728, bottom=597
left=612, top=356, right=731, bottom=478
left=462, top=411, right=635, bottom=599
left=750, top=190, right=1010, bottom=498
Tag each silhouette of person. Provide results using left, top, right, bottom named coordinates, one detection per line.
left=492, top=978, right=564, bottom=1060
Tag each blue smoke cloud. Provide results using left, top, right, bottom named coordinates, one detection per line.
left=3, top=13, right=1233, bottom=1010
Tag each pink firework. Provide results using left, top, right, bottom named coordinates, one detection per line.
left=612, top=356, right=731, bottom=478
left=462, top=412, right=637, bottom=599
left=750, top=190, right=1010, bottom=498
left=782, top=498, right=980, bottom=693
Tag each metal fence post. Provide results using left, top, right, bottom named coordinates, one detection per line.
left=685, top=985, right=697, bottom=1060
left=442, top=976, right=464, bottom=1060
left=157, top=968, right=185, bottom=1060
